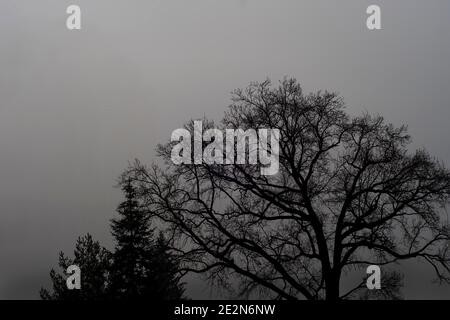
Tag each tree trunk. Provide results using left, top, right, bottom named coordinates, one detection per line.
left=325, top=273, right=341, bottom=301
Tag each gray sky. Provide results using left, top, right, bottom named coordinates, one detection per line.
left=0, top=0, right=449, bottom=299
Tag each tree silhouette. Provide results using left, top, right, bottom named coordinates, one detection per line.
left=122, top=78, right=450, bottom=300
left=41, top=181, right=184, bottom=300
left=108, top=179, right=184, bottom=299
left=144, top=233, right=186, bottom=300
left=40, top=234, right=111, bottom=300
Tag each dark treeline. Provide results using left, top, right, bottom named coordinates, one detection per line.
left=41, top=78, right=450, bottom=300
left=40, top=179, right=185, bottom=300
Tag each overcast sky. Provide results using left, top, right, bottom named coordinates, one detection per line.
left=0, top=0, right=449, bottom=299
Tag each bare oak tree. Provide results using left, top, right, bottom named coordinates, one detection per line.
left=123, top=79, right=450, bottom=300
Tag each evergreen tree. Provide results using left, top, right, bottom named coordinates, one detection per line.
left=146, top=233, right=185, bottom=300
left=108, top=179, right=184, bottom=299
left=40, top=234, right=111, bottom=300
left=41, top=180, right=184, bottom=300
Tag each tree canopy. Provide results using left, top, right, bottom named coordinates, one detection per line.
left=123, top=78, right=450, bottom=300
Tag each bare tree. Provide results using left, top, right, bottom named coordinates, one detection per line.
left=123, top=78, right=450, bottom=300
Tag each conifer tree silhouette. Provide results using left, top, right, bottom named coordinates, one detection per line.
left=109, top=179, right=184, bottom=299
left=41, top=180, right=184, bottom=300
left=40, top=234, right=111, bottom=300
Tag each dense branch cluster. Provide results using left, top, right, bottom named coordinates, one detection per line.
left=124, top=79, right=450, bottom=300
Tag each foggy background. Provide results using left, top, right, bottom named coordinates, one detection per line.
left=0, top=0, right=449, bottom=299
